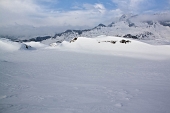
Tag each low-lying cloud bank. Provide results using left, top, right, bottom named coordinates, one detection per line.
left=0, top=38, right=44, bottom=52
left=0, top=39, right=21, bottom=52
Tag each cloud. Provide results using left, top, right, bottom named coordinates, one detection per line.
left=0, top=0, right=42, bottom=26
left=0, top=0, right=122, bottom=27
left=0, top=0, right=169, bottom=27
left=94, top=4, right=106, bottom=14
left=130, top=12, right=170, bottom=22
left=0, top=0, right=37, bottom=13
left=3, top=0, right=169, bottom=38
left=80, top=3, right=106, bottom=14
left=111, top=0, right=149, bottom=13
left=0, top=1, right=110, bottom=27
left=0, top=0, right=124, bottom=37
left=0, top=38, right=21, bottom=52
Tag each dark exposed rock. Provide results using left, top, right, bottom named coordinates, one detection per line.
left=22, top=36, right=51, bottom=42
left=120, top=39, right=131, bottom=44
left=123, top=34, right=138, bottom=39
left=56, top=41, right=62, bottom=43
left=20, top=44, right=36, bottom=50
left=70, top=37, right=78, bottom=43
left=129, top=23, right=135, bottom=27
left=97, top=24, right=106, bottom=27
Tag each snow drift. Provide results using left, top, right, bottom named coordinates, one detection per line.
left=48, top=36, right=170, bottom=60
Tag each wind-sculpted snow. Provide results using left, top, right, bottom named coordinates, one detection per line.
left=0, top=36, right=170, bottom=113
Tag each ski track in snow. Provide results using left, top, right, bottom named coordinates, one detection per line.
left=0, top=37, right=170, bottom=113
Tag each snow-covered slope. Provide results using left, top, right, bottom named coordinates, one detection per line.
left=47, top=36, right=170, bottom=60
left=1, top=36, right=170, bottom=60
left=0, top=35, right=170, bottom=113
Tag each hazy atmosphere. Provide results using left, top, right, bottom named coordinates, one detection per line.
left=0, top=0, right=170, bottom=37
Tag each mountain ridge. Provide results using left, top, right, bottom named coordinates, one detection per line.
left=2, top=13, right=170, bottom=45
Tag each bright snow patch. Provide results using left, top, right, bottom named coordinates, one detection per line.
left=24, top=41, right=47, bottom=49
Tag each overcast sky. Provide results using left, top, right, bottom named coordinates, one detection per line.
left=0, top=0, right=170, bottom=37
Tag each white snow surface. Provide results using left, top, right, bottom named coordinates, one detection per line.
left=0, top=36, right=170, bottom=113
left=48, top=36, right=170, bottom=60
left=24, top=41, right=47, bottom=49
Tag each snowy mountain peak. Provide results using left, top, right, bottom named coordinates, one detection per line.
left=97, top=24, right=106, bottom=27
left=93, top=24, right=106, bottom=29
left=119, top=14, right=134, bottom=21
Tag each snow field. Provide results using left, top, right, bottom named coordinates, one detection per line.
left=0, top=36, right=170, bottom=113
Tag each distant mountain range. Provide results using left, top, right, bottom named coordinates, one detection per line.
left=3, top=13, right=170, bottom=45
